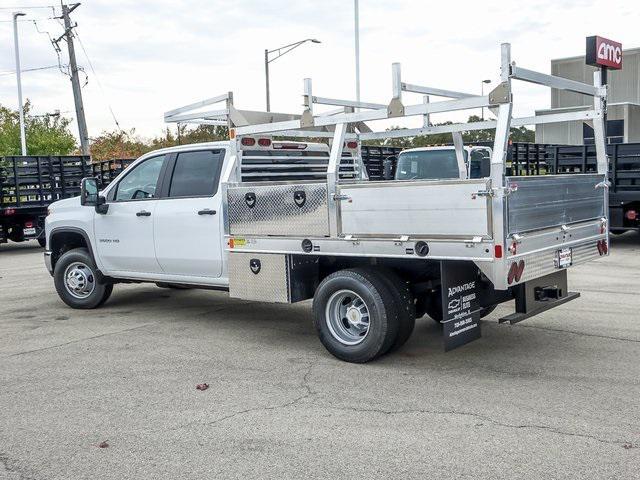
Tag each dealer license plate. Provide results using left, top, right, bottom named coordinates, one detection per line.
left=556, top=248, right=572, bottom=268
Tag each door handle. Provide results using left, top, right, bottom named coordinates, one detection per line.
left=136, top=210, right=151, bottom=217
left=198, top=209, right=217, bottom=215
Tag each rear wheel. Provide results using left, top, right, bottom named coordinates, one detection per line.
left=54, top=248, right=113, bottom=309
left=360, top=267, right=415, bottom=352
left=312, top=269, right=399, bottom=363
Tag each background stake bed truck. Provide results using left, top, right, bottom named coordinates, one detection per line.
left=44, top=43, right=610, bottom=363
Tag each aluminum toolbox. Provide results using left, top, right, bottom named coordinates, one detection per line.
left=227, top=182, right=329, bottom=237
left=228, top=252, right=318, bottom=303
left=505, top=174, right=606, bottom=235
left=337, top=179, right=491, bottom=238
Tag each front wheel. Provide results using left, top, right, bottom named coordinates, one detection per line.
left=312, top=269, right=399, bottom=363
left=54, top=248, right=113, bottom=309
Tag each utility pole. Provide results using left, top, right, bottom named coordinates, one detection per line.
left=60, top=3, right=90, bottom=155
left=13, top=12, right=27, bottom=155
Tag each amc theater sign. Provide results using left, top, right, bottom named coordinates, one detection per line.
left=586, top=36, right=623, bottom=69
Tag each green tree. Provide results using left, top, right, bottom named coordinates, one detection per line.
left=0, top=101, right=77, bottom=155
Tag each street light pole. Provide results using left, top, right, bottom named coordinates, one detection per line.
left=354, top=0, right=360, bottom=105
left=13, top=12, right=27, bottom=155
left=481, top=79, right=491, bottom=121
left=264, top=49, right=270, bottom=112
left=264, top=38, right=321, bottom=112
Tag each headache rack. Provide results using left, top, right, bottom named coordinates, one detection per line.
left=165, top=42, right=609, bottom=290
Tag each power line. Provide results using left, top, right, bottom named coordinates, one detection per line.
left=74, top=28, right=122, bottom=131
left=32, top=18, right=69, bottom=76
left=0, top=64, right=64, bottom=76
left=0, top=5, right=55, bottom=9
left=0, top=17, right=55, bottom=22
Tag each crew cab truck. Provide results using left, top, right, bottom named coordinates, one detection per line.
left=45, top=43, right=610, bottom=363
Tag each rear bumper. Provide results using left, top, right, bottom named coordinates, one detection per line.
left=44, top=250, right=53, bottom=276
left=499, top=269, right=577, bottom=324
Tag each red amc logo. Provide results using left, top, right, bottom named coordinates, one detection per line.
left=586, top=36, right=623, bottom=69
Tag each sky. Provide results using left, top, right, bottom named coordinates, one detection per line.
left=0, top=0, right=639, bottom=142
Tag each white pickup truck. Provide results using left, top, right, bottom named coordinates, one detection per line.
left=44, top=43, right=610, bottom=363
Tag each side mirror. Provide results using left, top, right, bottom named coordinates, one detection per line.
left=383, top=156, right=397, bottom=180
left=81, top=177, right=99, bottom=206
left=81, top=177, right=108, bottom=214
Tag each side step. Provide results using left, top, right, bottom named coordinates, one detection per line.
left=499, top=291, right=580, bottom=325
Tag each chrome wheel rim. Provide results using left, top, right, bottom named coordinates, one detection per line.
left=325, top=289, right=370, bottom=345
left=63, top=262, right=96, bottom=299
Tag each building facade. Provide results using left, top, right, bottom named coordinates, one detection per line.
left=535, top=47, right=640, bottom=145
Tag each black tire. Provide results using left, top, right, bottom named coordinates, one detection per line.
left=312, top=268, right=399, bottom=363
left=37, top=237, right=46, bottom=248
left=360, top=267, right=415, bottom=352
left=54, top=248, right=113, bottom=309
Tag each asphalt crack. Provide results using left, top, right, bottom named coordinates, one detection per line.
left=319, top=405, right=636, bottom=448
left=206, top=359, right=318, bottom=426
left=6, top=322, right=156, bottom=358
left=164, top=359, right=320, bottom=433
left=513, top=324, right=640, bottom=344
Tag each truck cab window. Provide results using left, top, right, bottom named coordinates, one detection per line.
left=395, top=150, right=464, bottom=180
left=114, top=155, right=165, bottom=201
left=168, top=150, right=224, bottom=198
left=469, top=149, right=491, bottom=178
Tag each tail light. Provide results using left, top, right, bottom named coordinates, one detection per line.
left=507, top=260, right=526, bottom=284
left=257, top=138, right=271, bottom=147
left=494, top=245, right=503, bottom=258
left=515, top=260, right=525, bottom=282
left=597, top=239, right=608, bottom=255
left=273, top=143, right=306, bottom=150
left=2, top=208, right=16, bottom=216
left=507, top=262, right=518, bottom=284
left=625, top=210, right=637, bottom=221
left=241, top=137, right=256, bottom=146
left=345, top=141, right=358, bottom=149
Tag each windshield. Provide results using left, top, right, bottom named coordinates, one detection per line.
left=395, top=150, right=464, bottom=180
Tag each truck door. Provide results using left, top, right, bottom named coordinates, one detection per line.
left=94, top=154, right=167, bottom=274
left=153, top=149, right=225, bottom=278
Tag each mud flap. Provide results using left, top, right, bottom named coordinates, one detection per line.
left=440, top=261, right=482, bottom=352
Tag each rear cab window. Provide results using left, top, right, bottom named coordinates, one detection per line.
left=167, top=149, right=225, bottom=198
left=395, top=150, right=464, bottom=180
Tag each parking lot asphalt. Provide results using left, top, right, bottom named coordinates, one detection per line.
left=1, top=236, right=639, bottom=480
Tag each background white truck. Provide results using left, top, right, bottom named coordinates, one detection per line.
left=45, top=43, right=610, bottom=362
